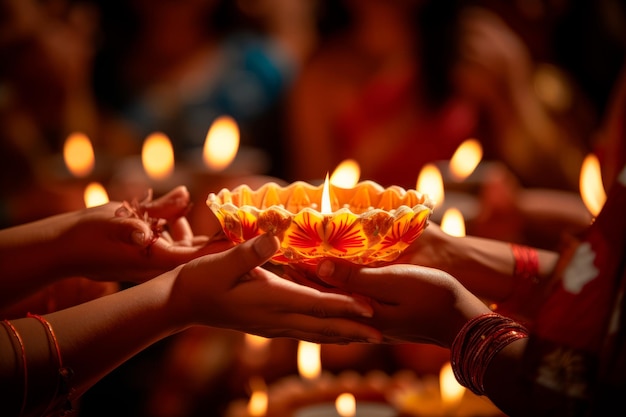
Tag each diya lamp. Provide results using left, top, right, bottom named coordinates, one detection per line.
left=206, top=169, right=434, bottom=268
left=389, top=362, right=504, bottom=417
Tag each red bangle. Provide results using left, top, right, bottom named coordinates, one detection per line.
left=27, top=313, right=73, bottom=415
left=2, top=320, right=28, bottom=416
left=510, top=243, right=539, bottom=283
left=450, top=313, right=529, bottom=396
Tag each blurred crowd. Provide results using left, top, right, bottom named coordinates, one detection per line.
left=1, top=0, right=625, bottom=416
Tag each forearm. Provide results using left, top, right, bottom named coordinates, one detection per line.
left=1, top=271, right=182, bottom=416
left=442, top=235, right=557, bottom=303
left=0, top=211, right=80, bottom=306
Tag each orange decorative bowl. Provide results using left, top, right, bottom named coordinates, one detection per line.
left=206, top=181, right=434, bottom=266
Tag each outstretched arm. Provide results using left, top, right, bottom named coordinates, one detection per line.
left=0, top=234, right=381, bottom=417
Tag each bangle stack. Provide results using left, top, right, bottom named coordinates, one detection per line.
left=27, top=313, right=74, bottom=416
left=450, top=313, right=529, bottom=396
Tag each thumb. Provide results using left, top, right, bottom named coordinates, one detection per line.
left=202, top=233, right=280, bottom=284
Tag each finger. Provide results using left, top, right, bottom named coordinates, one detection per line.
left=195, top=234, right=281, bottom=289
left=142, top=186, right=191, bottom=220
left=256, top=268, right=374, bottom=319
left=316, top=260, right=401, bottom=302
left=109, top=216, right=154, bottom=247
left=166, top=215, right=195, bottom=244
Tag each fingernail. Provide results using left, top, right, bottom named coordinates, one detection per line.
left=253, top=235, right=275, bottom=258
left=317, top=260, right=334, bottom=278
left=132, top=230, right=145, bottom=246
left=355, top=302, right=373, bottom=318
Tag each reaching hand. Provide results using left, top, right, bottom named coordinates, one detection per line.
left=314, top=259, right=491, bottom=347
left=169, top=234, right=382, bottom=344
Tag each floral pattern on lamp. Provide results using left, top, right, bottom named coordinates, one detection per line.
left=207, top=181, right=434, bottom=266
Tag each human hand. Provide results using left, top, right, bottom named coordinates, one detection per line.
left=314, top=260, right=491, bottom=347
left=169, top=233, right=382, bottom=344
left=63, top=186, right=232, bottom=283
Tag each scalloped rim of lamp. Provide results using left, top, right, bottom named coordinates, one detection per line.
left=206, top=180, right=434, bottom=265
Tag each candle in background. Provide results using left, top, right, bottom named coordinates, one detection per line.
left=440, top=208, right=465, bottom=237
left=579, top=153, right=606, bottom=217
left=417, top=163, right=445, bottom=209
left=448, top=139, right=483, bottom=182
left=247, top=376, right=268, bottom=417
left=203, top=115, right=240, bottom=172
left=142, top=132, right=175, bottom=181
left=439, top=362, right=465, bottom=414
left=336, top=393, right=356, bottom=417
left=64, top=132, right=96, bottom=178
left=298, top=341, right=322, bottom=382
left=330, top=159, right=361, bottom=188
left=84, top=182, right=109, bottom=208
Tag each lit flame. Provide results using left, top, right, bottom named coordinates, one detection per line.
left=63, top=132, right=95, bottom=178
left=246, top=376, right=268, bottom=417
left=203, top=115, right=240, bottom=171
left=297, top=341, right=321, bottom=381
left=416, top=163, right=444, bottom=208
left=321, top=173, right=332, bottom=214
left=440, top=208, right=465, bottom=237
left=142, top=132, right=175, bottom=181
left=83, top=182, right=109, bottom=208
left=579, top=153, right=606, bottom=217
left=335, top=393, right=356, bottom=417
left=440, top=361, right=465, bottom=408
left=449, top=138, right=482, bottom=181
left=330, top=159, right=361, bottom=188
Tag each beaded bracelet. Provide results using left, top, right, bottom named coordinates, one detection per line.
left=450, top=313, right=529, bottom=396
left=2, top=320, right=28, bottom=416
left=27, top=313, right=74, bottom=415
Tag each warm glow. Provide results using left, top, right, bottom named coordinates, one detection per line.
left=440, top=208, right=465, bottom=237
left=297, top=341, right=321, bottom=381
left=330, top=159, right=361, bottom=188
left=142, top=132, right=175, bottom=181
left=246, top=376, right=268, bottom=417
left=321, top=173, right=332, bottom=214
left=416, top=163, right=444, bottom=208
left=449, top=138, right=482, bottom=181
left=440, top=361, right=465, bottom=408
left=579, top=153, right=606, bottom=217
left=63, top=132, right=95, bottom=178
left=83, top=182, right=109, bottom=208
left=245, top=334, right=270, bottom=351
left=335, top=393, right=356, bottom=417
left=203, top=115, right=240, bottom=171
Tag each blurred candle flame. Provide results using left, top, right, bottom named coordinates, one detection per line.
left=63, top=132, right=95, bottom=178
left=440, top=208, right=465, bottom=237
left=297, top=341, right=321, bottom=381
left=417, top=163, right=444, bottom=208
left=579, top=153, right=606, bottom=217
left=203, top=115, right=240, bottom=171
left=336, top=392, right=356, bottom=417
left=83, top=182, right=109, bottom=208
left=142, top=132, right=175, bottom=181
left=440, top=361, right=465, bottom=408
left=246, top=376, right=268, bottom=417
left=330, top=159, right=360, bottom=188
left=321, top=173, right=332, bottom=214
left=449, top=138, right=482, bottom=181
